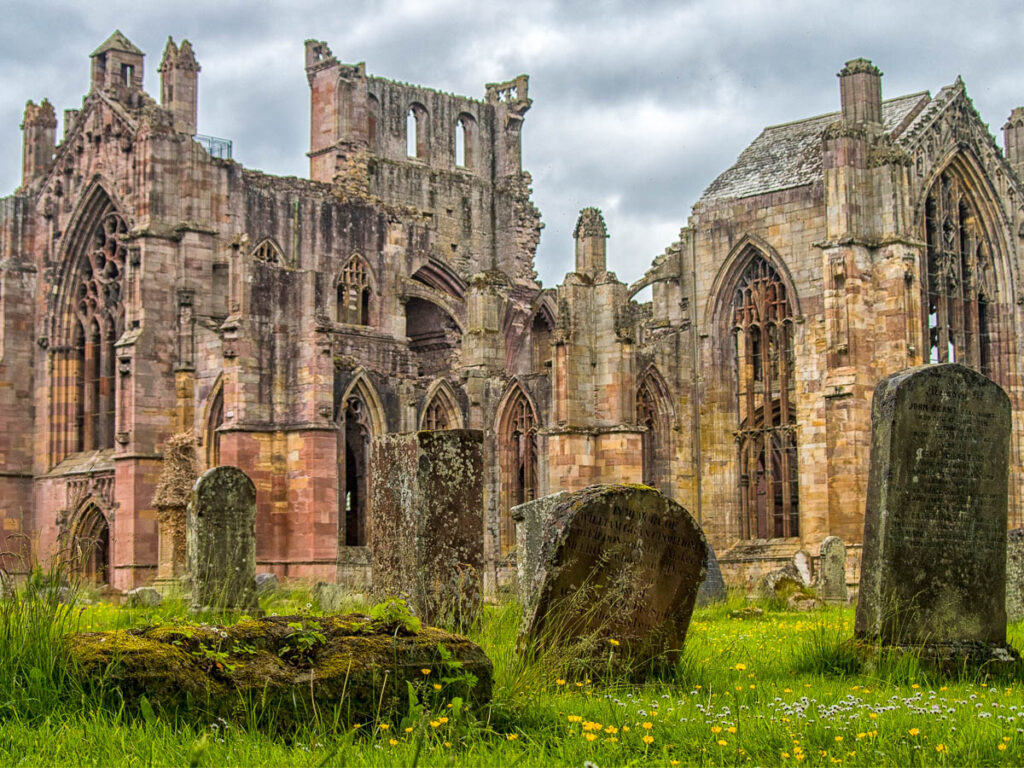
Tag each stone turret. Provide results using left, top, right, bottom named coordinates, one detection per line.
left=573, top=207, right=608, bottom=277
left=838, top=58, right=882, bottom=130
left=21, top=99, right=56, bottom=188
left=90, top=30, right=144, bottom=99
left=1004, top=107, right=1024, bottom=183
left=159, top=37, right=200, bottom=135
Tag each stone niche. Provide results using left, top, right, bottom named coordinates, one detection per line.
left=519, top=484, right=708, bottom=673
left=369, top=430, right=484, bottom=629
left=855, top=364, right=1016, bottom=663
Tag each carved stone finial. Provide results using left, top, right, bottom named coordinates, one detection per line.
left=176, top=40, right=200, bottom=72
left=22, top=99, right=57, bottom=129
left=838, top=58, right=882, bottom=78
left=158, top=37, right=178, bottom=72
left=573, top=207, right=608, bottom=240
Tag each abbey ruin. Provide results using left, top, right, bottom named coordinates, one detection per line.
left=2, top=32, right=1023, bottom=591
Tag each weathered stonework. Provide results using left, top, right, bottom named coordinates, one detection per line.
left=819, top=536, right=849, bottom=604
left=511, top=491, right=568, bottom=607
left=152, top=433, right=199, bottom=584
left=1006, top=529, right=1024, bottom=624
left=369, top=430, right=484, bottom=628
left=520, top=484, right=707, bottom=671
left=855, top=365, right=1012, bottom=655
left=187, top=466, right=257, bottom=612
left=696, top=542, right=728, bottom=606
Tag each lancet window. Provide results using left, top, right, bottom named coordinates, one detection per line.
left=498, top=386, right=538, bottom=557
left=341, top=395, right=372, bottom=547
left=733, top=254, right=799, bottom=539
left=923, top=170, right=996, bottom=375
left=637, top=371, right=669, bottom=492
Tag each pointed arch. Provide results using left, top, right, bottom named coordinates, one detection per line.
left=529, top=296, right=557, bottom=374
left=336, top=369, right=386, bottom=548
left=496, top=380, right=540, bottom=558
left=705, top=234, right=802, bottom=332
left=251, top=237, right=285, bottom=266
left=69, top=501, right=110, bottom=584
left=420, top=378, right=464, bottom=430
left=916, top=149, right=1016, bottom=382
left=407, top=103, right=429, bottom=160
left=337, top=254, right=375, bottom=326
left=50, top=182, right=128, bottom=462
left=203, top=375, right=225, bottom=469
left=636, top=364, right=673, bottom=493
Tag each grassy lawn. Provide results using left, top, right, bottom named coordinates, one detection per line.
left=1, top=583, right=1023, bottom=766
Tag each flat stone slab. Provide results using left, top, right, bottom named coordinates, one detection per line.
left=519, top=484, right=708, bottom=671
left=68, top=613, right=492, bottom=730
left=855, top=364, right=1011, bottom=650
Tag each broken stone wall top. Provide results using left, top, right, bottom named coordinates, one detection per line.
left=855, top=364, right=1011, bottom=646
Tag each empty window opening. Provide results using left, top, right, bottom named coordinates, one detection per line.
left=121, top=63, right=134, bottom=87
left=455, top=119, right=466, bottom=167
left=341, top=396, right=371, bottom=546
left=406, top=109, right=418, bottom=158
left=337, top=256, right=372, bottom=326
left=498, top=387, right=538, bottom=557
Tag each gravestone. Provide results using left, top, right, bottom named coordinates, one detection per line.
left=793, top=550, right=813, bottom=585
left=696, top=542, right=727, bottom=606
left=187, top=466, right=258, bottom=613
left=819, top=536, right=848, bottom=604
left=152, top=433, right=200, bottom=585
left=512, top=491, right=568, bottom=607
left=370, top=430, right=484, bottom=629
left=520, top=484, right=708, bottom=672
left=1007, top=529, right=1024, bottom=623
left=855, top=364, right=1015, bottom=661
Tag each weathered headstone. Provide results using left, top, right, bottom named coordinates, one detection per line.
left=153, top=433, right=200, bottom=585
left=187, top=466, right=258, bottom=613
left=1007, top=529, right=1024, bottom=624
left=512, top=491, right=569, bottom=607
left=696, top=542, right=727, bottom=606
left=757, top=566, right=803, bottom=600
left=520, top=484, right=708, bottom=672
left=370, top=430, right=484, bottom=629
left=793, top=550, right=813, bottom=585
left=255, top=572, right=279, bottom=595
left=819, top=536, right=848, bottom=604
left=855, top=364, right=1015, bottom=662
left=125, top=586, right=162, bottom=608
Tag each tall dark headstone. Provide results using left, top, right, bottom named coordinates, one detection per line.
left=520, top=484, right=708, bottom=671
left=187, top=466, right=258, bottom=612
left=855, top=364, right=1014, bottom=659
left=370, top=430, right=484, bottom=629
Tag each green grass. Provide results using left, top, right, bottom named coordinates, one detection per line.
left=1, top=581, right=1024, bottom=766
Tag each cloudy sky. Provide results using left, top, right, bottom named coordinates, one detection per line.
left=2, top=0, right=1023, bottom=286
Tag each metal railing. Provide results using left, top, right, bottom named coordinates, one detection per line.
left=193, top=134, right=233, bottom=160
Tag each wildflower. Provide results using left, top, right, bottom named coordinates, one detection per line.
left=716, top=739, right=727, bottom=746
left=1003, top=737, right=1011, bottom=743
left=609, top=638, right=620, bottom=646
left=584, top=733, right=597, bottom=742
left=433, top=683, right=442, bottom=691
left=507, top=734, right=518, bottom=741
left=557, top=679, right=566, bottom=686
left=429, top=721, right=440, bottom=729
left=568, top=715, right=582, bottom=723
left=784, top=688, right=793, bottom=693
left=909, top=728, right=920, bottom=736
left=735, top=663, right=747, bottom=671
left=622, top=726, right=630, bottom=732
left=352, top=723, right=362, bottom=729
left=644, top=722, right=654, bottom=730
left=420, top=668, right=431, bottom=675
left=782, top=753, right=791, bottom=759
left=728, top=726, right=737, bottom=734
left=379, top=723, right=390, bottom=731
left=438, top=717, right=448, bottom=724
left=710, top=725, right=721, bottom=734
left=444, top=741, right=451, bottom=748
left=999, top=744, right=1008, bottom=751
left=575, top=682, right=584, bottom=687
left=835, top=736, right=843, bottom=742
left=936, top=744, right=946, bottom=753
left=856, top=733, right=866, bottom=740
left=869, top=712, right=878, bottom=719
left=604, top=726, right=618, bottom=735
left=389, top=738, right=398, bottom=746
left=645, top=735, right=656, bottom=745
left=404, top=727, right=413, bottom=733
left=671, top=762, right=680, bottom=766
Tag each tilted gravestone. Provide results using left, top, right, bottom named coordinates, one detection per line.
left=793, top=550, right=813, bottom=585
left=1007, top=529, right=1024, bottom=624
left=512, top=491, right=569, bottom=607
left=187, top=466, right=258, bottom=613
left=819, top=536, right=848, bottom=604
left=696, top=542, right=728, bottom=606
left=153, top=433, right=200, bottom=584
left=520, top=484, right=708, bottom=672
left=855, top=364, right=1015, bottom=661
left=370, top=430, right=484, bottom=629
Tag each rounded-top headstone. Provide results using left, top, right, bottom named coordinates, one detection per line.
left=855, top=364, right=1011, bottom=647
left=520, top=484, right=708, bottom=669
left=819, top=536, right=848, bottom=604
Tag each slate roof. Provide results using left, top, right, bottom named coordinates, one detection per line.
left=91, top=30, right=144, bottom=58
left=696, top=92, right=931, bottom=206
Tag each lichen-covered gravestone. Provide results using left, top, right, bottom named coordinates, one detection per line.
left=512, top=491, right=568, bottom=607
left=370, top=430, right=483, bottom=629
left=819, top=536, right=848, bottom=604
left=1007, top=529, right=1024, bottom=624
left=793, top=550, right=813, bottom=585
left=152, top=433, right=200, bottom=584
left=696, top=542, right=727, bottom=606
left=855, top=364, right=1016, bottom=664
left=187, top=466, right=258, bottom=613
left=520, top=484, right=708, bottom=673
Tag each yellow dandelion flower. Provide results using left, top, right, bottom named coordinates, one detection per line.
left=999, top=744, right=1008, bottom=751
left=835, top=736, right=843, bottom=742
left=911, top=683, right=919, bottom=689
left=584, top=733, right=597, bottom=742
left=604, top=726, right=618, bottom=735
left=433, top=683, right=442, bottom=691
left=622, top=726, right=630, bottom=732
left=909, top=728, right=920, bottom=736
left=567, top=715, right=582, bottom=723
left=935, top=744, right=946, bottom=753
left=444, top=741, right=451, bottom=748
left=782, top=752, right=791, bottom=759
left=643, top=722, right=654, bottom=730
left=556, top=679, right=566, bottom=686
left=507, top=733, right=518, bottom=741
left=711, top=725, right=722, bottom=734
left=352, top=723, right=362, bottom=729
left=379, top=723, right=390, bottom=731
left=644, top=735, right=656, bottom=745
left=575, top=682, right=584, bottom=687
left=728, top=726, right=737, bottom=734
left=609, top=638, right=620, bottom=646
left=784, top=688, right=793, bottom=693
left=404, top=727, right=413, bottom=733
left=389, top=738, right=398, bottom=746
left=856, top=733, right=866, bottom=740
left=868, top=713, right=878, bottom=719
left=438, top=717, right=448, bottom=724
left=735, top=663, right=747, bottom=671
left=716, top=739, right=727, bottom=747
left=1003, top=737, right=1011, bottom=743
left=430, top=720, right=441, bottom=728
left=420, top=668, right=430, bottom=675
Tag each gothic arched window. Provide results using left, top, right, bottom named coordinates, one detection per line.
left=341, top=395, right=372, bottom=547
left=922, top=169, right=997, bottom=375
left=733, top=254, right=799, bottom=539
left=72, top=503, right=110, bottom=584
left=498, top=385, right=538, bottom=557
left=337, top=256, right=372, bottom=326
left=206, top=385, right=224, bottom=468
left=637, top=369, right=670, bottom=492
left=252, top=238, right=284, bottom=266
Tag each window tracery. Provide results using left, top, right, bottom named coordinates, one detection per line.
left=337, top=255, right=372, bottom=326
left=733, top=253, right=799, bottom=539
left=252, top=238, right=284, bottom=265
left=498, top=386, right=538, bottom=557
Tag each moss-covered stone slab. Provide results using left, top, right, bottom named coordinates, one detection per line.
left=67, top=613, right=492, bottom=729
